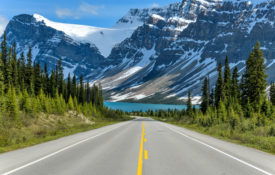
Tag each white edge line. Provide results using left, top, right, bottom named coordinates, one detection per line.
left=2, top=122, right=129, bottom=175
left=160, top=123, right=273, bottom=175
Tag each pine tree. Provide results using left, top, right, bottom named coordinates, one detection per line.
left=43, top=63, right=50, bottom=95
left=25, top=47, right=33, bottom=93
left=57, top=59, right=64, bottom=95
left=95, top=84, right=101, bottom=107
left=68, top=95, right=74, bottom=110
left=91, top=84, right=96, bottom=105
left=217, top=100, right=226, bottom=122
left=209, top=89, right=214, bottom=107
left=1, top=31, right=8, bottom=87
left=215, top=62, right=224, bottom=108
left=62, top=79, right=67, bottom=101
left=18, top=52, right=26, bottom=91
left=72, top=75, right=76, bottom=98
left=11, top=42, right=18, bottom=89
left=38, top=89, right=47, bottom=112
left=21, top=89, right=32, bottom=113
left=231, top=67, right=240, bottom=100
left=5, top=86, right=19, bottom=121
left=5, top=47, right=12, bottom=88
left=73, top=96, right=78, bottom=110
left=1, top=31, right=8, bottom=64
left=201, top=77, right=209, bottom=114
left=67, top=73, right=71, bottom=100
left=187, top=90, right=192, bottom=114
left=86, top=81, right=90, bottom=103
left=33, top=61, right=42, bottom=95
left=270, top=82, right=275, bottom=105
left=79, top=74, right=84, bottom=104
left=244, top=42, right=267, bottom=107
left=240, top=74, right=248, bottom=106
left=223, top=56, right=231, bottom=100
left=0, top=58, right=4, bottom=96
left=50, top=70, right=57, bottom=97
left=98, top=83, right=103, bottom=107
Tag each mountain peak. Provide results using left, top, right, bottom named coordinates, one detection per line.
left=33, top=13, right=48, bottom=23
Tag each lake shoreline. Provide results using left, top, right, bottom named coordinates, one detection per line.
left=104, top=101, right=199, bottom=112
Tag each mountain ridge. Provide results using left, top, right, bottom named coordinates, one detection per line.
left=3, top=0, right=275, bottom=103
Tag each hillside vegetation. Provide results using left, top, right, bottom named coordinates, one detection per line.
left=130, top=42, right=275, bottom=154
left=0, top=31, right=127, bottom=152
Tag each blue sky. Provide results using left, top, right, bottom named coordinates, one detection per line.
left=0, top=0, right=179, bottom=33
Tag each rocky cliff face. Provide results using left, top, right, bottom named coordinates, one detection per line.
left=101, top=0, right=275, bottom=102
left=5, top=14, right=107, bottom=77
left=3, top=0, right=275, bottom=103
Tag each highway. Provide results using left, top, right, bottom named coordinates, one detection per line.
left=0, top=117, right=275, bottom=175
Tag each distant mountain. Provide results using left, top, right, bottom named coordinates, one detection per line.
left=4, top=13, right=138, bottom=78
left=3, top=0, right=275, bottom=103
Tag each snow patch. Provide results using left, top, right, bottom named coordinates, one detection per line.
left=114, top=47, right=155, bottom=81
left=151, top=14, right=165, bottom=21
left=179, top=96, right=201, bottom=105
left=111, top=93, right=132, bottom=102
left=132, top=94, right=147, bottom=100
left=267, top=59, right=275, bottom=68
left=33, top=13, right=136, bottom=57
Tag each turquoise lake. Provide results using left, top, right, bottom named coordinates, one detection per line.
left=104, top=101, right=190, bottom=112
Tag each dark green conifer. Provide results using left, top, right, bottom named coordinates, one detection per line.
left=224, top=56, right=231, bottom=99
left=33, top=61, right=42, bottom=95
left=0, top=58, right=4, bottom=96
left=86, top=81, right=90, bottom=103
left=18, top=52, right=26, bottom=91
left=67, top=73, right=72, bottom=100
left=57, top=59, right=64, bottom=95
left=244, top=42, right=267, bottom=107
left=201, top=77, right=209, bottom=114
left=98, top=83, right=103, bottom=107
left=72, top=75, right=76, bottom=98
left=11, top=42, right=18, bottom=89
left=50, top=70, right=57, bottom=97
left=79, top=74, right=84, bottom=104
left=25, top=47, right=33, bottom=93
left=1, top=31, right=8, bottom=86
left=231, top=67, right=240, bottom=101
left=215, top=62, right=224, bottom=108
left=187, top=90, right=192, bottom=114
left=209, top=89, right=214, bottom=107
left=270, top=82, right=275, bottom=105
left=43, top=63, right=50, bottom=95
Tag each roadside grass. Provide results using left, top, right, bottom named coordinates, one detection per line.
left=0, top=112, right=128, bottom=153
left=153, top=117, right=275, bottom=155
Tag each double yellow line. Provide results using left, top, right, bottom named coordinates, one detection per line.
left=137, top=122, right=148, bottom=175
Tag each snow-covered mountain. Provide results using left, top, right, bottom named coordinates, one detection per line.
left=33, top=14, right=138, bottom=57
left=3, top=0, right=275, bottom=103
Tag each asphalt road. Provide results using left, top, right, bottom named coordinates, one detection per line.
left=1, top=117, right=275, bottom=175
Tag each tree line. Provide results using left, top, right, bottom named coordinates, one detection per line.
left=129, top=42, right=275, bottom=153
left=0, top=31, right=105, bottom=122
left=132, top=42, right=275, bottom=136
left=199, top=41, right=274, bottom=122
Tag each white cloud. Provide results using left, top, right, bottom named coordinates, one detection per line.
left=55, top=2, right=104, bottom=19
left=78, top=2, right=104, bottom=16
left=152, top=3, right=160, bottom=8
left=55, top=8, right=77, bottom=19
left=0, top=15, right=8, bottom=35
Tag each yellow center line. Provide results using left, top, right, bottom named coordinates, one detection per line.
left=137, top=122, right=145, bottom=175
left=144, top=150, right=148, bottom=160
left=144, top=138, right=147, bottom=142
